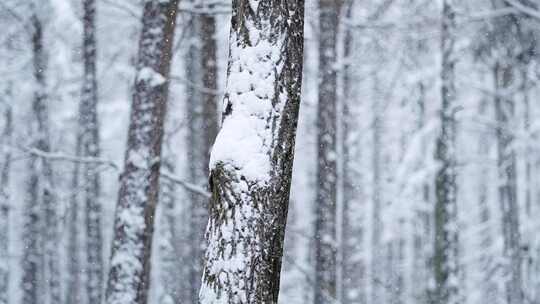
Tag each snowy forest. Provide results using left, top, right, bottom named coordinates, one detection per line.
left=1, top=0, right=540, bottom=303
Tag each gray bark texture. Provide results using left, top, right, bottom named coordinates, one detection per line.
left=494, top=62, right=523, bottom=304
left=105, top=1, right=179, bottom=304
left=23, top=12, right=61, bottom=304
left=432, top=1, right=460, bottom=304
left=314, top=0, right=342, bottom=302
left=185, top=3, right=219, bottom=300
left=199, top=1, right=305, bottom=303
left=81, top=1, right=104, bottom=302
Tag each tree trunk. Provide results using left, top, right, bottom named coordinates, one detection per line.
left=371, top=77, right=383, bottom=304
left=66, top=141, right=82, bottom=304
left=340, top=2, right=366, bottom=303
left=0, top=101, right=12, bottom=304
left=315, top=0, right=342, bottom=302
left=158, top=160, right=183, bottom=304
left=185, top=4, right=219, bottom=300
left=80, top=1, right=104, bottom=302
left=68, top=1, right=102, bottom=302
left=199, top=1, right=305, bottom=302
left=23, top=13, right=60, bottom=304
left=432, top=1, right=460, bottom=304
left=185, top=13, right=204, bottom=302
left=494, top=62, right=523, bottom=304
left=104, top=1, right=179, bottom=304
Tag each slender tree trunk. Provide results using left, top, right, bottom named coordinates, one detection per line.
left=432, top=1, right=460, bottom=304
left=476, top=99, right=498, bottom=303
left=80, top=1, right=104, bottom=302
left=413, top=81, right=432, bottom=304
left=370, top=78, right=383, bottom=304
left=23, top=13, right=60, bottom=304
left=158, top=160, right=183, bottom=304
left=315, top=0, right=342, bottom=302
left=185, top=12, right=203, bottom=302
left=494, top=62, right=523, bottom=304
left=185, top=4, right=219, bottom=300
left=0, top=102, right=12, bottom=304
left=199, top=1, right=305, bottom=302
left=66, top=141, right=82, bottom=304
left=105, top=1, right=179, bottom=304
left=340, top=3, right=366, bottom=302
left=68, top=1, right=102, bottom=302
left=338, top=1, right=366, bottom=304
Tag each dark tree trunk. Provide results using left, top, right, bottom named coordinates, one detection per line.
left=105, top=1, right=179, bottom=304
left=432, top=1, right=460, bottom=304
left=185, top=13, right=203, bottom=302
left=314, top=0, right=342, bottom=302
left=186, top=3, right=219, bottom=301
left=494, top=62, right=523, bottom=304
left=23, top=13, right=60, bottom=304
left=199, top=1, right=305, bottom=302
left=68, top=1, right=103, bottom=302
left=80, top=1, right=104, bottom=302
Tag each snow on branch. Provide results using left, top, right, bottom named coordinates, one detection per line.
left=12, top=145, right=211, bottom=198
left=504, top=0, right=540, bottom=21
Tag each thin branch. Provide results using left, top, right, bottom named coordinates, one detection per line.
left=13, top=146, right=211, bottom=198
left=160, top=171, right=211, bottom=198
left=170, top=74, right=224, bottom=95
left=23, top=147, right=119, bottom=170
left=504, top=0, right=540, bottom=21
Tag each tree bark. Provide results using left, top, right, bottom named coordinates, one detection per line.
left=432, top=1, right=460, bottom=304
left=340, top=2, right=366, bottom=303
left=494, top=62, right=523, bottom=304
left=199, top=1, right=305, bottom=302
left=185, top=3, right=219, bottom=300
left=80, top=1, right=104, bottom=302
left=23, top=12, right=60, bottom=304
left=315, top=0, right=342, bottom=302
left=105, top=1, right=179, bottom=304
left=0, top=100, right=12, bottom=304
left=158, top=160, right=184, bottom=304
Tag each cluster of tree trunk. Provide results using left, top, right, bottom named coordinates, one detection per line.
left=3, top=0, right=540, bottom=304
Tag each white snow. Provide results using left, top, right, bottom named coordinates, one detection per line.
left=137, top=67, right=166, bottom=87
left=209, top=26, right=285, bottom=184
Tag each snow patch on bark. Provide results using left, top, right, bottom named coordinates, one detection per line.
left=137, top=67, right=166, bottom=87
left=209, top=29, right=285, bottom=184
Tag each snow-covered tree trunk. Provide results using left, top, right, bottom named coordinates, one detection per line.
left=0, top=102, right=12, bottom=304
left=314, top=0, right=342, bottom=302
left=432, top=1, right=460, bottom=303
left=104, top=1, right=179, bottom=304
left=199, top=1, right=305, bottom=302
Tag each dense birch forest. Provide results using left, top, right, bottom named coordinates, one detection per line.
left=1, top=0, right=540, bottom=303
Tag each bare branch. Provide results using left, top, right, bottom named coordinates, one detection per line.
left=12, top=146, right=211, bottom=198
